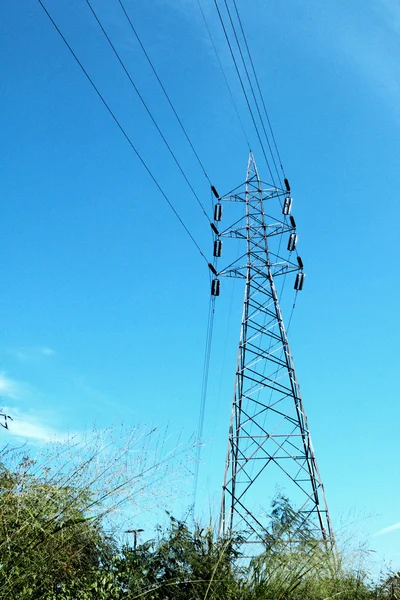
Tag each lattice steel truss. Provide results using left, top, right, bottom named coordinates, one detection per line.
left=215, top=152, right=333, bottom=546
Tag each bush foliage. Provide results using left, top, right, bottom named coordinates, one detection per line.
left=0, top=443, right=396, bottom=599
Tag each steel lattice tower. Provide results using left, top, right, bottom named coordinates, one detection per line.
left=212, top=152, right=333, bottom=547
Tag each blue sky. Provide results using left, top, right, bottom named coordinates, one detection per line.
left=1, top=0, right=399, bottom=570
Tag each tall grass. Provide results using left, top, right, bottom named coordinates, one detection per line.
left=0, top=434, right=395, bottom=599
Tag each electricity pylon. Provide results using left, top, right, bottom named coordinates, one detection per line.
left=212, top=152, right=333, bottom=547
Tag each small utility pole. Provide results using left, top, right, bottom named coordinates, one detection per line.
left=125, top=529, right=144, bottom=551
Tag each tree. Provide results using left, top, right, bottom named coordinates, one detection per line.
left=0, top=456, right=115, bottom=598
left=111, top=515, right=242, bottom=599
left=246, top=494, right=378, bottom=600
left=379, top=572, right=400, bottom=600
left=0, top=426, right=191, bottom=599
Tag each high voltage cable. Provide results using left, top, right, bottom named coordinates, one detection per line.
left=286, top=290, right=298, bottom=334
left=212, top=0, right=276, bottom=185
left=193, top=294, right=216, bottom=508
left=83, top=0, right=217, bottom=510
left=195, top=0, right=251, bottom=151
left=221, top=0, right=282, bottom=187
left=84, top=0, right=211, bottom=225
left=117, top=0, right=215, bottom=187
left=232, top=0, right=287, bottom=180
left=37, top=0, right=209, bottom=266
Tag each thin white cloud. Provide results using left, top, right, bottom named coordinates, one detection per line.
left=13, top=346, right=55, bottom=361
left=0, top=373, right=68, bottom=444
left=40, top=347, right=55, bottom=356
left=375, top=522, right=400, bottom=536
left=0, top=372, right=20, bottom=399
left=2, top=406, right=68, bottom=444
left=8, top=418, right=57, bottom=442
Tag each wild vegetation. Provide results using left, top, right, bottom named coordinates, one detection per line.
left=0, top=434, right=397, bottom=599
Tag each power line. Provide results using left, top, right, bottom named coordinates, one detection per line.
left=117, top=0, right=215, bottom=188
left=84, top=0, right=211, bottom=225
left=193, top=294, right=216, bottom=508
left=212, top=0, right=276, bottom=185
left=195, top=0, right=251, bottom=151
left=231, top=0, right=287, bottom=179
left=221, top=0, right=282, bottom=187
left=37, top=0, right=209, bottom=265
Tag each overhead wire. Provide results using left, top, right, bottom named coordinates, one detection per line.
left=37, top=0, right=209, bottom=266
left=221, top=0, right=282, bottom=187
left=231, top=0, right=287, bottom=180
left=204, top=234, right=242, bottom=490
left=106, top=0, right=223, bottom=511
left=212, top=0, right=276, bottom=185
left=117, top=0, right=215, bottom=187
left=84, top=0, right=211, bottom=225
left=204, top=2, right=304, bottom=525
left=192, top=294, right=216, bottom=509
left=285, top=290, right=299, bottom=335
left=195, top=0, right=251, bottom=151
left=37, top=0, right=303, bottom=527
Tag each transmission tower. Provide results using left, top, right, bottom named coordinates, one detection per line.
left=211, top=152, right=333, bottom=547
